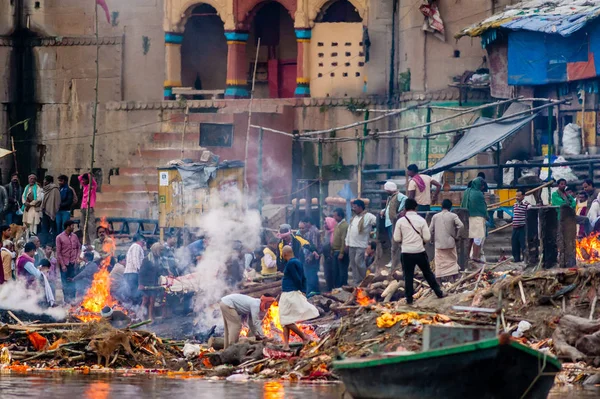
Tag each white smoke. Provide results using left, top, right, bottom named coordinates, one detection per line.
left=192, top=187, right=262, bottom=329
left=0, top=280, right=67, bottom=320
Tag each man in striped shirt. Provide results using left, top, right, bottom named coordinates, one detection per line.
left=512, top=190, right=530, bottom=263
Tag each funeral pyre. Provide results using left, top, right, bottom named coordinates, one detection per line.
left=2, top=261, right=600, bottom=386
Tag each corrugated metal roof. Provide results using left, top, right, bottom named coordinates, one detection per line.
left=458, top=0, right=600, bottom=38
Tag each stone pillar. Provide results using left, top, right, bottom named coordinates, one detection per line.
left=224, top=31, right=249, bottom=98
left=558, top=205, right=577, bottom=268
left=294, top=28, right=311, bottom=97
left=453, top=208, right=470, bottom=270
left=526, top=207, right=540, bottom=268
left=164, top=32, right=183, bottom=100
left=539, top=207, right=559, bottom=269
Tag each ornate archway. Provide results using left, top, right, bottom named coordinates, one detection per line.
left=308, top=0, right=367, bottom=25
left=236, top=0, right=297, bottom=31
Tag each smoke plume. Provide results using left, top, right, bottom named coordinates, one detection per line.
left=0, top=280, right=67, bottom=320
left=192, top=187, right=262, bottom=329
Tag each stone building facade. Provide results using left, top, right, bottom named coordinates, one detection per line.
left=0, top=0, right=507, bottom=218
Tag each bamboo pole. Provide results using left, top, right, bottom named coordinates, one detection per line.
left=487, top=180, right=555, bottom=209
left=180, top=105, right=189, bottom=159
left=298, top=102, right=429, bottom=137
left=83, top=0, right=100, bottom=245
left=488, top=223, right=513, bottom=235
left=258, top=127, right=264, bottom=216
left=423, top=99, right=569, bottom=138
left=243, top=37, right=260, bottom=195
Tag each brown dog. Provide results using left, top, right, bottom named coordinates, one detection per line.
left=86, top=331, right=137, bottom=367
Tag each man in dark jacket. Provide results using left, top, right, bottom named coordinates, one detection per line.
left=4, top=173, right=22, bottom=226
left=276, top=224, right=311, bottom=272
left=56, top=175, right=74, bottom=234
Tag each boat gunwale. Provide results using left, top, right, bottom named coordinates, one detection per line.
left=332, top=338, right=561, bottom=370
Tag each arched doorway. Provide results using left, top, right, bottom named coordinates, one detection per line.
left=181, top=4, right=227, bottom=93
left=246, top=1, right=297, bottom=98
left=316, top=0, right=362, bottom=23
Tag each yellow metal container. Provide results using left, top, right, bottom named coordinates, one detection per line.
left=158, top=165, right=244, bottom=229
left=496, top=188, right=517, bottom=207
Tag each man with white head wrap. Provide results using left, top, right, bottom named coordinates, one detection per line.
left=381, top=181, right=406, bottom=269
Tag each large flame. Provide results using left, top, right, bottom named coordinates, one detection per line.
left=75, top=218, right=118, bottom=322
left=261, top=301, right=318, bottom=342
left=577, top=233, right=600, bottom=263
left=236, top=302, right=319, bottom=342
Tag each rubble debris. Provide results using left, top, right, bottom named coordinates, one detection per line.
left=2, top=262, right=600, bottom=387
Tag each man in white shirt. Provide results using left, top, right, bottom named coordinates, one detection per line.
left=124, top=234, right=146, bottom=303
left=219, top=293, right=276, bottom=349
left=345, top=199, right=377, bottom=285
left=394, top=198, right=444, bottom=305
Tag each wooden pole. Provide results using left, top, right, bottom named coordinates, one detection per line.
left=243, top=37, right=261, bottom=196
left=581, top=91, right=586, bottom=150
left=356, top=129, right=362, bottom=196
left=318, top=140, right=323, bottom=222
left=403, top=136, right=409, bottom=190
left=425, top=106, right=431, bottom=169
left=11, top=137, right=18, bottom=174
left=84, top=0, right=100, bottom=245
left=258, top=128, right=264, bottom=216
left=487, top=180, right=554, bottom=209
left=180, top=105, right=189, bottom=159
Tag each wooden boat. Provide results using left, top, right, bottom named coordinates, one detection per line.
left=333, top=337, right=561, bottom=399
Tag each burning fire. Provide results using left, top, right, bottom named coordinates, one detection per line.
left=236, top=302, right=318, bottom=342
left=356, top=288, right=374, bottom=306
left=577, top=233, right=600, bottom=263
left=75, top=218, right=118, bottom=322
left=261, top=301, right=318, bottom=342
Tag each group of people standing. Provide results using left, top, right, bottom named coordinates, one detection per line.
left=0, top=172, right=97, bottom=247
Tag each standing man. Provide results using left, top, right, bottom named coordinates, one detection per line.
left=512, top=190, right=530, bottom=263
left=394, top=199, right=444, bottom=305
left=79, top=173, right=97, bottom=245
left=29, top=236, right=45, bottom=266
left=124, top=234, right=146, bottom=303
left=219, top=293, right=276, bottom=349
left=0, top=183, right=7, bottom=224
left=461, top=177, right=488, bottom=262
left=583, top=179, right=598, bottom=208
left=56, top=175, right=74, bottom=235
left=345, top=199, right=377, bottom=285
left=1, top=240, right=15, bottom=284
left=407, top=164, right=441, bottom=212
left=276, top=224, right=311, bottom=272
left=430, top=199, right=464, bottom=282
left=298, top=218, right=321, bottom=295
left=381, top=181, right=406, bottom=269
left=40, top=175, right=61, bottom=246
left=279, top=246, right=319, bottom=350
left=331, top=207, right=349, bottom=288
left=22, top=174, right=43, bottom=237
left=551, top=178, right=576, bottom=218
left=5, top=173, right=23, bottom=226
left=55, top=220, right=81, bottom=303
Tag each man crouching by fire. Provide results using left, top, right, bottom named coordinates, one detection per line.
left=219, top=293, right=276, bottom=349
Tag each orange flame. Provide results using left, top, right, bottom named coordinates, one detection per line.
left=356, top=288, right=374, bottom=306
left=239, top=327, right=249, bottom=337
left=260, top=301, right=318, bottom=342
left=75, top=218, right=119, bottom=322
left=576, top=233, right=600, bottom=263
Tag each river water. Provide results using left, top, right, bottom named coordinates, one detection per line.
left=0, top=374, right=598, bottom=398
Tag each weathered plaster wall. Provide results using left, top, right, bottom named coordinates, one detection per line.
left=398, top=0, right=518, bottom=93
